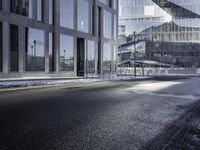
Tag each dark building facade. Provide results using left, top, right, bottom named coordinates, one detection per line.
left=0, top=0, right=118, bottom=78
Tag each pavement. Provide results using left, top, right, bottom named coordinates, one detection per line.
left=0, top=76, right=200, bottom=150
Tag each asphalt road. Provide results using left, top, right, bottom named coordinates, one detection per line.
left=0, top=76, right=200, bottom=150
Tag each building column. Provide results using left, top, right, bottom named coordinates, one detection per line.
left=74, top=0, right=78, bottom=75
left=44, top=0, right=49, bottom=73
left=54, top=0, right=60, bottom=73
left=2, top=21, right=10, bottom=74
left=45, top=30, right=49, bottom=73
left=18, top=25, right=25, bottom=73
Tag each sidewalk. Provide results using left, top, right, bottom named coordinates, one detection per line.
left=0, top=76, right=150, bottom=89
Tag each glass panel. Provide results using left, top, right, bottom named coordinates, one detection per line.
left=77, top=0, right=89, bottom=33
left=10, top=0, right=32, bottom=17
left=29, top=0, right=33, bottom=18
left=49, top=32, right=54, bottom=71
left=60, top=0, right=74, bottom=29
left=114, top=15, right=117, bottom=40
left=99, top=0, right=109, bottom=6
left=60, top=34, right=74, bottom=71
left=103, top=43, right=112, bottom=72
left=113, top=0, right=117, bottom=9
left=10, top=24, right=19, bottom=72
left=0, top=0, right=2, bottom=10
left=86, top=40, right=95, bottom=73
left=26, top=28, right=45, bottom=71
left=49, top=0, right=53, bottom=24
left=37, top=0, right=43, bottom=21
left=104, top=10, right=112, bottom=39
left=0, top=23, right=2, bottom=72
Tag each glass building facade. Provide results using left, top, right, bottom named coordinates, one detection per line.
left=0, top=0, right=118, bottom=78
left=119, top=0, right=200, bottom=68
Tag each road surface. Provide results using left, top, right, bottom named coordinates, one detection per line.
left=0, top=76, right=200, bottom=150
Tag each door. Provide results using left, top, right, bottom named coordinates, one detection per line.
left=77, top=38, right=85, bottom=76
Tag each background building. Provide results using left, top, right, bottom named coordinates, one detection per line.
left=119, top=0, right=200, bottom=68
left=119, top=0, right=171, bottom=37
left=0, top=0, right=118, bottom=78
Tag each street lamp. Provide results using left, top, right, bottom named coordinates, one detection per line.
left=133, top=32, right=137, bottom=77
left=31, top=45, right=34, bottom=70
left=33, top=40, right=37, bottom=71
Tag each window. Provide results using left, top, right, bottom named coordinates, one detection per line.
left=60, top=34, right=74, bottom=71
left=49, top=0, right=53, bottom=24
left=103, top=10, right=112, bottom=39
left=25, top=28, right=45, bottom=71
left=0, top=23, right=2, bottom=72
left=49, top=32, right=54, bottom=71
left=99, top=0, right=110, bottom=6
left=10, top=24, right=19, bottom=72
left=77, top=0, right=89, bottom=33
left=114, top=15, right=117, bottom=40
left=10, top=0, right=33, bottom=18
left=0, top=0, right=2, bottom=10
left=113, top=0, right=117, bottom=9
left=37, top=0, right=43, bottom=21
left=103, top=43, right=112, bottom=72
left=60, top=0, right=74, bottom=29
left=86, top=40, right=95, bottom=73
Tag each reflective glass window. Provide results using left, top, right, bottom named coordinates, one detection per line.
left=0, top=0, right=2, bottom=10
left=86, top=40, right=95, bottom=73
left=99, top=0, right=109, bottom=6
left=60, top=0, right=74, bottom=29
left=49, top=32, right=54, bottom=71
left=114, top=15, right=117, bottom=40
left=60, top=34, right=74, bottom=71
left=37, top=0, right=43, bottom=21
left=10, top=0, right=33, bottom=18
left=25, top=28, right=45, bottom=71
left=104, top=10, right=112, bottom=39
left=77, top=0, right=89, bottom=33
left=103, top=43, right=112, bottom=71
left=113, top=0, right=117, bottom=9
left=49, top=0, right=53, bottom=24
left=10, top=24, right=19, bottom=72
left=0, top=23, right=2, bottom=72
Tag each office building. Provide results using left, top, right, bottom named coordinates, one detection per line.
left=0, top=0, right=118, bottom=78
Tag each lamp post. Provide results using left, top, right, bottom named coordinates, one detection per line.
left=31, top=45, right=34, bottom=70
left=133, top=32, right=137, bottom=77
left=33, top=40, right=37, bottom=71
left=64, top=49, right=66, bottom=70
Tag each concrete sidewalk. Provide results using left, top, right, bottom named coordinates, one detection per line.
left=0, top=76, right=151, bottom=89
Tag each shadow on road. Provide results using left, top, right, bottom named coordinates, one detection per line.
left=140, top=100, right=200, bottom=150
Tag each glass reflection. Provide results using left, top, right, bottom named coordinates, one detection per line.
left=99, top=0, right=110, bottom=6
left=60, top=0, right=74, bottom=29
left=26, top=28, right=45, bottom=71
left=77, top=0, right=89, bottom=33
left=10, top=0, right=33, bottom=18
left=104, top=10, right=112, bottom=39
left=10, top=24, right=19, bottom=72
left=49, top=32, right=54, bottom=71
left=86, top=40, right=95, bottom=73
left=103, top=43, right=112, bottom=72
left=49, top=0, right=53, bottom=24
left=0, top=23, right=2, bottom=72
left=37, top=0, right=43, bottom=21
left=60, top=34, right=74, bottom=71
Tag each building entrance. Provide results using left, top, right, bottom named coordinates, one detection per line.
left=77, top=38, right=85, bottom=76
